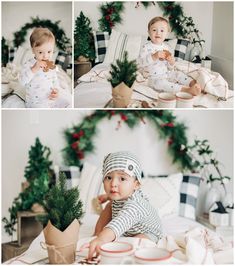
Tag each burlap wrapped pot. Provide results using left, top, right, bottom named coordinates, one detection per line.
left=42, top=219, right=79, bottom=264
left=112, top=82, right=133, bottom=108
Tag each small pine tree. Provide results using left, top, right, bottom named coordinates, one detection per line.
left=108, top=51, right=138, bottom=88
left=24, top=137, right=52, bottom=182
left=2, top=138, right=52, bottom=236
left=74, top=11, right=95, bottom=61
left=1, top=37, right=9, bottom=66
left=38, top=173, right=84, bottom=231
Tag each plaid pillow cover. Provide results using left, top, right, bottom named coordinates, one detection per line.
left=179, top=175, right=201, bottom=220
left=93, top=31, right=110, bottom=64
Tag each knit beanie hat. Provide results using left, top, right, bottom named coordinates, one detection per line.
left=102, top=151, right=142, bottom=183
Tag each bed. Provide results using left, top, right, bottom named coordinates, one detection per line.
left=74, top=30, right=233, bottom=109
left=4, top=163, right=233, bottom=264
left=1, top=47, right=72, bottom=108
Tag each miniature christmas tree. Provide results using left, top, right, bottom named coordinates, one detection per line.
left=24, top=137, right=52, bottom=182
left=2, top=138, right=53, bottom=236
left=108, top=51, right=138, bottom=88
left=39, top=173, right=83, bottom=231
left=1, top=37, right=9, bottom=66
left=74, top=11, right=95, bottom=61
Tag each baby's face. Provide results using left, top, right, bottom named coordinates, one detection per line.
left=148, top=20, right=169, bottom=45
left=103, top=170, right=139, bottom=200
left=32, top=40, right=54, bottom=61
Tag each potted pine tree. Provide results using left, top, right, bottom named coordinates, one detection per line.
left=39, top=173, right=83, bottom=264
left=108, top=51, right=138, bottom=108
left=74, top=11, right=95, bottom=62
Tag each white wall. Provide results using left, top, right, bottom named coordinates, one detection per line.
left=211, top=2, right=233, bottom=88
left=2, top=1, right=72, bottom=46
left=74, top=1, right=213, bottom=56
left=1, top=110, right=233, bottom=243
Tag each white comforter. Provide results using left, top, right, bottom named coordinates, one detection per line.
left=4, top=214, right=233, bottom=264
left=1, top=63, right=72, bottom=108
left=74, top=62, right=233, bottom=108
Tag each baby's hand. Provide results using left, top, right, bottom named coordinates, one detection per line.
left=31, top=60, right=47, bottom=73
left=88, top=237, right=104, bottom=260
left=49, top=88, right=59, bottom=100
left=98, top=194, right=109, bottom=204
left=152, top=51, right=166, bottom=61
left=166, top=55, right=175, bottom=65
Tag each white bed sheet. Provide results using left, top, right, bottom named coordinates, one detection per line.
left=3, top=214, right=212, bottom=265
left=74, top=63, right=233, bottom=108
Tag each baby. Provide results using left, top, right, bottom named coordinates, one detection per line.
left=88, top=151, right=162, bottom=259
left=139, top=16, right=201, bottom=95
left=19, top=27, right=71, bottom=108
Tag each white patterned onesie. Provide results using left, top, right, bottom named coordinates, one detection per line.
left=19, top=58, right=71, bottom=108
left=139, top=41, right=192, bottom=93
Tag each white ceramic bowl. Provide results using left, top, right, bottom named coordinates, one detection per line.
left=158, top=92, right=176, bottom=108
left=99, top=241, right=134, bottom=264
left=176, top=92, right=194, bottom=108
left=134, top=247, right=172, bottom=264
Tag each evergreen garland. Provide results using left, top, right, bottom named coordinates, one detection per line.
left=38, top=173, right=84, bottom=231
left=2, top=138, right=53, bottom=236
left=157, top=2, right=205, bottom=45
left=63, top=110, right=195, bottom=170
left=98, top=2, right=124, bottom=33
left=13, top=17, right=70, bottom=51
left=74, top=11, right=95, bottom=60
left=108, top=51, right=138, bottom=88
left=187, top=139, right=231, bottom=191
left=98, top=2, right=204, bottom=45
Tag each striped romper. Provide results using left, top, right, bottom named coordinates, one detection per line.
left=105, top=189, right=162, bottom=243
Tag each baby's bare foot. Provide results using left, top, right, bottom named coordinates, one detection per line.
left=189, top=83, right=201, bottom=96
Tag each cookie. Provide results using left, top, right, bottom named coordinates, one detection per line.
left=163, top=49, right=171, bottom=58
left=42, top=60, right=56, bottom=72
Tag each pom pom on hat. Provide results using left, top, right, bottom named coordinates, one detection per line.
left=103, top=151, right=142, bottom=183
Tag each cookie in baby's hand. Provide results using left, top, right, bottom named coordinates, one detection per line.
left=42, top=60, right=56, bottom=72
left=163, top=50, right=171, bottom=59
left=79, top=256, right=100, bottom=265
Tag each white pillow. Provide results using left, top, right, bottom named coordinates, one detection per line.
left=103, top=29, right=142, bottom=64
left=79, top=161, right=103, bottom=214
left=141, top=173, right=183, bottom=218
left=165, top=39, right=178, bottom=55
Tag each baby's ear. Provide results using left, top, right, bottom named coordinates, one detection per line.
left=134, top=180, right=141, bottom=189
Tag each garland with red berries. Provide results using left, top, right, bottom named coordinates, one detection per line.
left=99, top=2, right=124, bottom=33
left=99, top=2, right=204, bottom=45
left=63, top=110, right=195, bottom=171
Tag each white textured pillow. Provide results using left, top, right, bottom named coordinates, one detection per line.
left=141, top=173, right=183, bottom=218
left=103, top=29, right=142, bottom=64
left=165, top=39, right=178, bottom=54
left=79, top=161, right=103, bottom=214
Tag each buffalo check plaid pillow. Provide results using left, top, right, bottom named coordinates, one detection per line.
left=93, top=31, right=110, bottom=63
left=179, top=175, right=201, bottom=220
left=174, top=39, right=190, bottom=61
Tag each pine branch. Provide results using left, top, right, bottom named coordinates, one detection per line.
left=108, top=51, right=138, bottom=87
left=39, top=173, right=84, bottom=231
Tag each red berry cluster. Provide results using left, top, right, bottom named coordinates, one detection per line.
left=161, top=122, right=174, bottom=128
left=105, top=7, right=115, bottom=28
left=71, top=130, right=85, bottom=159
